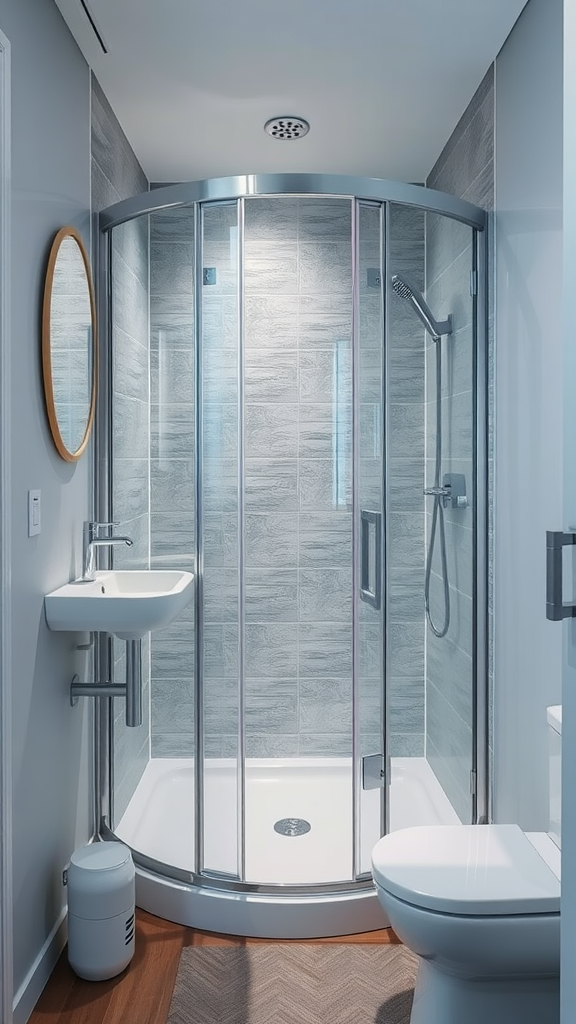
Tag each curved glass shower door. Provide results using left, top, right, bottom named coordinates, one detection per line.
left=386, top=203, right=479, bottom=827
left=241, top=197, right=357, bottom=883
left=200, top=200, right=241, bottom=877
left=103, top=176, right=487, bottom=920
left=109, top=193, right=387, bottom=887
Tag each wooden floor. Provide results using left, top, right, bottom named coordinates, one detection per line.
left=28, top=910, right=399, bottom=1024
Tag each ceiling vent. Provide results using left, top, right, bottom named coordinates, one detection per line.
left=264, top=117, right=310, bottom=140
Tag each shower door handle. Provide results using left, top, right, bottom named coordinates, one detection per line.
left=360, top=510, right=382, bottom=610
left=546, top=530, right=576, bottom=620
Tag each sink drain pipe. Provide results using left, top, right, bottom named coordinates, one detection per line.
left=70, top=637, right=143, bottom=727
left=125, top=640, right=142, bottom=727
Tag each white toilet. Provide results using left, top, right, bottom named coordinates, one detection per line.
left=371, top=705, right=562, bottom=1024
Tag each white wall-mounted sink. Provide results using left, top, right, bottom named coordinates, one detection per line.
left=44, top=569, right=194, bottom=639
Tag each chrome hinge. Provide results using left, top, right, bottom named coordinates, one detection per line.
left=362, top=753, right=386, bottom=790
left=470, top=769, right=477, bottom=795
left=470, top=270, right=478, bottom=296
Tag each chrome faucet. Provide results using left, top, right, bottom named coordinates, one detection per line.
left=81, top=521, right=133, bottom=581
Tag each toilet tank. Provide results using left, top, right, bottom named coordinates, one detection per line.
left=547, top=705, right=562, bottom=848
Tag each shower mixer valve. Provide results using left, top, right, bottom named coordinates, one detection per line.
left=424, top=473, right=468, bottom=509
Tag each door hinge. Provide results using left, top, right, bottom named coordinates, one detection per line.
left=362, top=754, right=386, bottom=790
left=470, top=270, right=478, bottom=296
left=470, top=769, right=477, bottom=795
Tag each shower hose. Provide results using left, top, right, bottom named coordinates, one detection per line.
left=424, top=335, right=450, bottom=638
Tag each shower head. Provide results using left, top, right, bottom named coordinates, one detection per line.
left=391, top=273, right=452, bottom=341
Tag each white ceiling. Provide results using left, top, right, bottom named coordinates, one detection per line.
left=55, top=0, right=528, bottom=184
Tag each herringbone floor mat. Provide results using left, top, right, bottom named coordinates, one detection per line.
left=167, top=944, right=417, bottom=1024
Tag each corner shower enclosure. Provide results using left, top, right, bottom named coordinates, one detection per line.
left=95, top=175, right=487, bottom=936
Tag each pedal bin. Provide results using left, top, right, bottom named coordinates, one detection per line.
left=66, top=841, right=135, bottom=981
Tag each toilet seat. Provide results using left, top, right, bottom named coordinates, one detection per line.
left=371, top=824, right=560, bottom=916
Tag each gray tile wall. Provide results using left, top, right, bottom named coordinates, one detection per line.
left=91, top=74, right=151, bottom=821
left=149, top=206, right=196, bottom=756
left=201, top=202, right=240, bottom=759
left=425, top=67, right=494, bottom=821
left=148, top=196, right=427, bottom=760
left=243, top=198, right=353, bottom=758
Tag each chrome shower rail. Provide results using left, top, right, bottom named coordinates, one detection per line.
left=99, top=173, right=487, bottom=233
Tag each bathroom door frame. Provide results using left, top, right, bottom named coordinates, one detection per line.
left=0, top=25, right=13, bottom=1024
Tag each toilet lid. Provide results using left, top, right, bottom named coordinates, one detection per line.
left=371, top=824, right=560, bottom=916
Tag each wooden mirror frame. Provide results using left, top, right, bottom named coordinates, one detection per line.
left=41, top=226, right=98, bottom=462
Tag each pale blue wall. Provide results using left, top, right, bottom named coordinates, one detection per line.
left=0, top=0, right=92, bottom=1014
left=493, top=0, right=563, bottom=830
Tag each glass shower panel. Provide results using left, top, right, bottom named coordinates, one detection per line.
left=110, top=216, right=151, bottom=830
left=111, top=206, right=198, bottom=868
left=385, top=202, right=427, bottom=824
left=356, top=203, right=385, bottom=875
left=242, top=197, right=354, bottom=885
left=148, top=206, right=196, bottom=871
left=424, top=212, right=476, bottom=824
left=201, top=202, right=240, bottom=876
left=386, top=203, right=476, bottom=827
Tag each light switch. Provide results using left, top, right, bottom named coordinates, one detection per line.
left=28, top=489, right=41, bottom=537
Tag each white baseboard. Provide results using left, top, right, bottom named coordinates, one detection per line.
left=12, top=910, right=67, bottom=1024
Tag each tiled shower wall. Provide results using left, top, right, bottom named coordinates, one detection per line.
left=241, top=198, right=354, bottom=758
left=148, top=197, right=427, bottom=758
left=425, top=67, right=494, bottom=820
left=149, top=205, right=196, bottom=756
left=90, top=75, right=151, bottom=820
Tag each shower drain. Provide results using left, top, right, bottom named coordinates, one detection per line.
left=273, top=818, right=311, bottom=837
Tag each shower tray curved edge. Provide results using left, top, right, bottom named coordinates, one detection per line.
left=133, top=864, right=389, bottom=938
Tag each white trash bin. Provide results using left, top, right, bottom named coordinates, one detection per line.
left=66, top=841, right=135, bottom=981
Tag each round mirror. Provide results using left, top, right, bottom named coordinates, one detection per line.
left=42, top=226, right=97, bottom=462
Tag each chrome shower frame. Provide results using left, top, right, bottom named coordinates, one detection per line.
left=94, top=173, right=489, bottom=934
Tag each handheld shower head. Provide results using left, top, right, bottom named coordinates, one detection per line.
left=391, top=273, right=452, bottom=340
